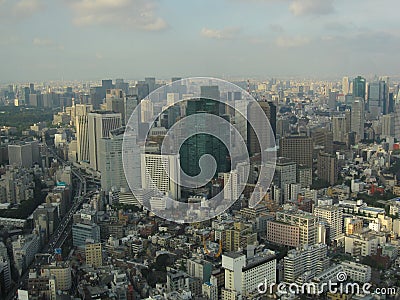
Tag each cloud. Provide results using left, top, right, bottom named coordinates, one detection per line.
left=67, top=0, right=168, bottom=31
left=200, top=27, right=241, bottom=40
left=32, top=38, right=64, bottom=51
left=33, top=38, right=54, bottom=47
left=289, top=0, right=335, bottom=16
left=276, top=35, right=311, bottom=47
left=0, top=0, right=43, bottom=19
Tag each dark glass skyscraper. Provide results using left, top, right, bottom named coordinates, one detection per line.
left=179, top=97, right=230, bottom=178
left=352, top=76, right=366, bottom=100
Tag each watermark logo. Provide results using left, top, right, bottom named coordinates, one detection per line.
left=258, top=272, right=398, bottom=296
left=122, top=77, right=276, bottom=223
left=336, top=271, right=347, bottom=282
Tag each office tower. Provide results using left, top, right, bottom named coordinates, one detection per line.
left=297, top=165, right=312, bottom=188
left=247, top=101, right=276, bottom=155
left=332, top=116, right=349, bottom=143
left=29, top=93, right=43, bottom=107
left=274, top=157, right=297, bottom=203
left=136, top=82, right=150, bottom=100
left=266, top=220, right=300, bottom=247
left=75, top=104, right=93, bottom=163
left=187, top=258, right=213, bottom=283
left=102, top=79, right=113, bottom=90
left=140, top=98, right=154, bottom=123
left=342, top=77, right=350, bottom=95
left=221, top=250, right=276, bottom=297
left=12, top=234, right=40, bottom=275
left=279, top=135, right=313, bottom=168
left=286, top=183, right=301, bottom=202
left=145, top=77, right=156, bottom=94
left=283, top=244, right=329, bottom=283
left=223, top=170, right=239, bottom=202
left=317, top=152, right=338, bottom=186
left=328, top=91, right=337, bottom=110
left=381, top=114, right=395, bottom=138
left=124, top=95, right=139, bottom=125
left=105, top=89, right=125, bottom=124
left=352, top=76, right=366, bottom=100
left=23, top=86, right=30, bottom=105
left=314, top=206, right=343, bottom=241
left=8, top=141, right=39, bottom=168
left=88, top=111, right=122, bottom=171
left=41, top=262, right=72, bottom=291
left=141, top=153, right=181, bottom=200
left=180, top=98, right=230, bottom=177
left=200, top=85, right=220, bottom=100
left=72, top=223, right=101, bottom=247
left=0, top=256, right=11, bottom=293
left=345, top=218, right=363, bottom=235
left=225, top=222, right=257, bottom=252
left=368, top=80, right=387, bottom=119
left=99, top=127, right=128, bottom=193
left=33, top=204, right=59, bottom=243
left=275, top=210, right=318, bottom=246
left=311, top=128, right=333, bottom=154
left=98, top=127, right=128, bottom=192
left=351, top=98, right=365, bottom=142
left=395, top=103, right=400, bottom=140
left=115, top=78, right=129, bottom=94
left=29, top=83, right=35, bottom=94
left=85, top=242, right=103, bottom=267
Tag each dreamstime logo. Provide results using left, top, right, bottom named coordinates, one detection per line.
left=336, top=271, right=347, bottom=282
left=122, top=77, right=276, bottom=223
left=258, top=272, right=398, bottom=296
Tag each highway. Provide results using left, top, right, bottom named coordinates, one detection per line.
left=7, top=143, right=95, bottom=300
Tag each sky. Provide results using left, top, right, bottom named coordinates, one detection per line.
left=0, top=0, right=399, bottom=81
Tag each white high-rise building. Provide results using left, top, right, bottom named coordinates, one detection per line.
left=88, top=111, right=122, bottom=171
left=342, top=77, right=350, bottom=95
left=283, top=244, right=329, bottom=284
left=332, top=116, right=349, bottom=143
left=314, top=205, right=343, bottom=241
left=99, top=127, right=128, bottom=193
left=351, top=98, right=365, bottom=142
left=141, top=153, right=181, bottom=200
left=222, top=250, right=276, bottom=297
left=140, top=99, right=154, bottom=123
left=12, top=234, right=40, bottom=275
left=8, top=141, right=39, bottom=168
left=223, top=170, right=239, bottom=202
left=75, top=104, right=93, bottom=163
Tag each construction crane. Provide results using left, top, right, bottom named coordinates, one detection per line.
left=203, top=234, right=222, bottom=258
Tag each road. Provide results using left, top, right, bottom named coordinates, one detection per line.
left=7, top=143, right=95, bottom=300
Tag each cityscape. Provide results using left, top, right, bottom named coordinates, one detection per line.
left=1, top=0, right=400, bottom=300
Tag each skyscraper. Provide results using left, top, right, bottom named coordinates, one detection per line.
left=180, top=98, right=230, bottom=177
left=99, top=127, right=128, bottom=193
left=351, top=98, right=365, bottom=142
left=352, top=76, right=366, bottom=101
left=279, top=135, right=313, bottom=168
left=247, top=101, right=276, bottom=155
left=368, top=80, right=387, bottom=119
left=342, top=77, right=350, bottom=95
left=75, top=104, right=93, bottom=163
left=317, top=152, right=338, bottom=186
left=314, top=206, right=343, bottom=242
left=274, top=157, right=297, bottom=203
left=105, top=89, right=125, bottom=124
left=141, top=153, right=181, bottom=200
left=88, top=111, right=122, bottom=171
